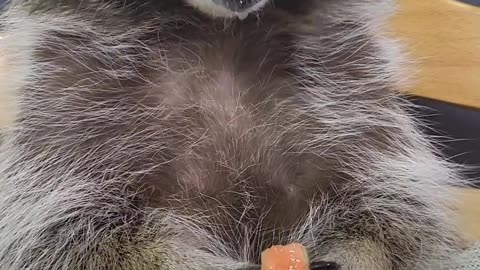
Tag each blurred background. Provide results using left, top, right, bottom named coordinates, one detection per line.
left=391, top=0, right=479, bottom=243
left=392, top=0, right=480, bottom=185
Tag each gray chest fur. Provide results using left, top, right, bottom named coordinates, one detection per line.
left=0, top=1, right=465, bottom=269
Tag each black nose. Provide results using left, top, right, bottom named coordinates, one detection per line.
left=213, top=0, right=262, bottom=12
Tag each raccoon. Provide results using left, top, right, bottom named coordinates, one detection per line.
left=0, top=0, right=466, bottom=269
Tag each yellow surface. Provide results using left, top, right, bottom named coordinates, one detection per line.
left=391, top=0, right=480, bottom=108
left=455, top=188, right=480, bottom=242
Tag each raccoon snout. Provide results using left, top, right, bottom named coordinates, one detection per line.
left=213, top=0, right=262, bottom=12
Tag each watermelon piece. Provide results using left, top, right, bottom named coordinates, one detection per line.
left=261, top=243, right=310, bottom=270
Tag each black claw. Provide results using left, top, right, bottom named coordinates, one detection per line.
left=311, top=261, right=341, bottom=270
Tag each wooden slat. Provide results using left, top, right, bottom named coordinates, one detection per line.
left=391, top=0, right=480, bottom=108
left=454, top=188, right=480, bottom=243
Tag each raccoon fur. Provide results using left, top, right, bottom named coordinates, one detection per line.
left=0, top=0, right=466, bottom=269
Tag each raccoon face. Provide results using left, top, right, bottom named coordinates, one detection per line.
left=185, top=0, right=270, bottom=19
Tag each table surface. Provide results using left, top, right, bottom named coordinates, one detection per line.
left=391, top=0, right=480, bottom=109
left=454, top=188, right=480, bottom=243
